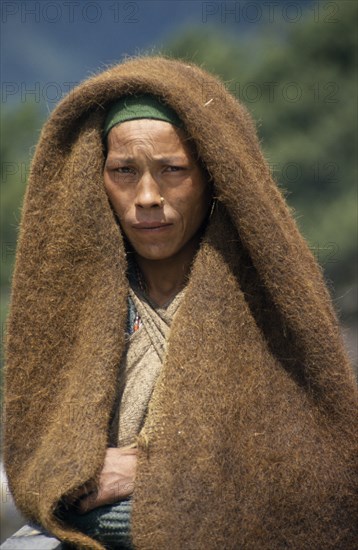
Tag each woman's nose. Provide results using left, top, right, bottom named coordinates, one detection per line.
left=134, top=172, right=163, bottom=209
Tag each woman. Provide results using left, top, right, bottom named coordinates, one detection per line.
left=59, top=93, right=213, bottom=549
left=4, top=56, right=357, bottom=549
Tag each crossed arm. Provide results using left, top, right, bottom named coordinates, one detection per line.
left=65, top=446, right=138, bottom=514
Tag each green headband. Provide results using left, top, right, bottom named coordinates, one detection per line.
left=103, top=94, right=184, bottom=138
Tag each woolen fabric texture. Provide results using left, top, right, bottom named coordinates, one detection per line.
left=109, top=286, right=186, bottom=448
left=4, top=56, right=358, bottom=550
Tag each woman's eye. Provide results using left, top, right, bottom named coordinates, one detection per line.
left=165, top=166, right=185, bottom=172
left=114, top=166, right=135, bottom=174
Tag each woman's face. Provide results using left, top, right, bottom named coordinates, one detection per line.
left=103, top=119, right=211, bottom=262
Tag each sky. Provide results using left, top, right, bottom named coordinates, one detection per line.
left=1, top=0, right=315, bottom=111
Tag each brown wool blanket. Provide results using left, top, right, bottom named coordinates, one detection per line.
left=4, top=56, right=358, bottom=549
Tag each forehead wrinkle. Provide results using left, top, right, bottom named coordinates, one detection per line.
left=124, top=136, right=156, bottom=160
left=110, top=118, right=181, bottom=141
left=111, top=132, right=155, bottom=149
left=110, top=134, right=186, bottom=163
left=106, top=120, right=195, bottom=166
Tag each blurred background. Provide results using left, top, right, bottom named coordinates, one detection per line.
left=1, top=0, right=357, bottom=542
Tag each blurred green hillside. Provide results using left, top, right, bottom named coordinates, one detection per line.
left=164, top=1, right=357, bottom=319
left=1, top=103, right=44, bottom=349
left=1, top=1, right=357, bottom=354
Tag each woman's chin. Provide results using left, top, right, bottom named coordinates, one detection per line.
left=132, top=246, right=176, bottom=262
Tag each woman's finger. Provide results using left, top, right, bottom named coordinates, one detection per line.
left=64, top=481, right=97, bottom=507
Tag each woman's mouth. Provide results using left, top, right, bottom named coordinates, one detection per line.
left=132, top=222, right=173, bottom=231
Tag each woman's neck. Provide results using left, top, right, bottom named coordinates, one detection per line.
left=134, top=236, right=200, bottom=307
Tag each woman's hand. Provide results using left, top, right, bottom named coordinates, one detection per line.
left=66, top=446, right=138, bottom=514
